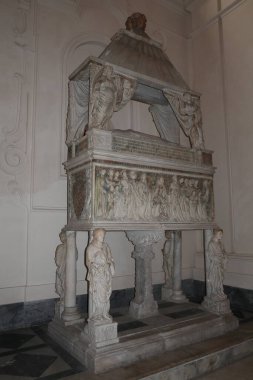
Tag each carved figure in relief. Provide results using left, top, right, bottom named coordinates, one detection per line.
left=169, top=175, right=181, bottom=220
left=200, top=180, right=210, bottom=219
left=178, top=93, right=205, bottom=150
left=100, top=169, right=113, bottom=216
left=128, top=171, right=139, bottom=219
left=90, top=66, right=117, bottom=130
left=164, top=91, right=205, bottom=150
left=114, top=170, right=129, bottom=219
left=89, top=63, right=136, bottom=130
left=136, top=173, right=151, bottom=219
left=163, top=231, right=174, bottom=289
left=86, top=229, right=115, bottom=322
left=207, top=229, right=227, bottom=300
left=153, top=176, right=167, bottom=217
left=55, top=230, right=67, bottom=316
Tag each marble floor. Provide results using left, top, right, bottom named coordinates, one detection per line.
left=0, top=302, right=253, bottom=380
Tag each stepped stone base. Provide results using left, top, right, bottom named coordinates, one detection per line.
left=48, top=302, right=238, bottom=374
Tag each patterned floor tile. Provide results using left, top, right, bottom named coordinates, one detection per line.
left=40, top=356, right=71, bottom=377
left=0, top=352, right=57, bottom=377
left=0, top=333, right=35, bottom=350
left=19, top=335, right=45, bottom=349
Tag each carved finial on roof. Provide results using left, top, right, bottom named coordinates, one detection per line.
left=125, top=13, right=150, bottom=39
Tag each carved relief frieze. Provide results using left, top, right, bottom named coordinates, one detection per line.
left=94, top=166, right=214, bottom=223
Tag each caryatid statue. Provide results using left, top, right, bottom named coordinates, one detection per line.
left=86, top=228, right=115, bottom=322
left=55, top=230, right=67, bottom=317
left=207, top=228, right=227, bottom=300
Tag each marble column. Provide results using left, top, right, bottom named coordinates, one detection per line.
left=126, top=230, right=163, bottom=319
left=171, top=231, right=188, bottom=303
left=202, top=229, right=231, bottom=315
left=62, top=231, right=82, bottom=325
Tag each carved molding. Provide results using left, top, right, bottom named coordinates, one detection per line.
left=0, top=1, right=32, bottom=181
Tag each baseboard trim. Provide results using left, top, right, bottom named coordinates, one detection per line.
left=1, top=280, right=253, bottom=331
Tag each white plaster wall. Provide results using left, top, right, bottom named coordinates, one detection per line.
left=0, top=0, right=194, bottom=305
left=190, top=0, right=253, bottom=289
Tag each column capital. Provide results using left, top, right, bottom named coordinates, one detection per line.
left=126, top=230, right=164, bottom=247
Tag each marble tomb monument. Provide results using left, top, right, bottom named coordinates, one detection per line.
left=49, top=13, right=238, bottom=374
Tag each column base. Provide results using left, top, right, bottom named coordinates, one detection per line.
left=83, top=320, right=119, bottom=348
left=61, top=306, right=84, bottom=326
left=129, top=298, right=158, bottom=319
left=202, top=296, right=231, bottom=315
left=170, top=290, right=189, bottom=303
left=161, top=286, right=173, bottom=301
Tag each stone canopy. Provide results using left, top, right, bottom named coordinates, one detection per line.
left=66, top=13, right=205, bottom=150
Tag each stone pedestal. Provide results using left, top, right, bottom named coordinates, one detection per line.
left=202, top=296, right=231, bottom=315
left=126, top=231, right=163, bottom=319
left=171, top=231, right=188, bottom=303
left=84, top=320, right=119, bottom=349
left=61, top=231, right=82, bottom=325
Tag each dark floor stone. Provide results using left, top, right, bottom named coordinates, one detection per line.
left=0, top=332, right=35, bottom=349
left=110, top=288, right=134, bottom=309
left=110, top=311, right=124, bottom=318
left=0, top=303, right=25, bottom=331
left=166, top=308, right=204, bottom=319
left=231, top=309, right=245, bottom=320
left=0, top=352, right=57, bottom=377
left=158, top=302, right=177, bottom=309
left=118, top=320, right=147, bottom=332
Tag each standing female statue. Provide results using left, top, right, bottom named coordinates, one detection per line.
left=86, top=229, right=115, bottom=322
left=207, top=228, right=227, bottom=300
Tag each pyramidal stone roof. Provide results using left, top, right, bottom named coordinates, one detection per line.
left=98, top=14, right=189, bottom=91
